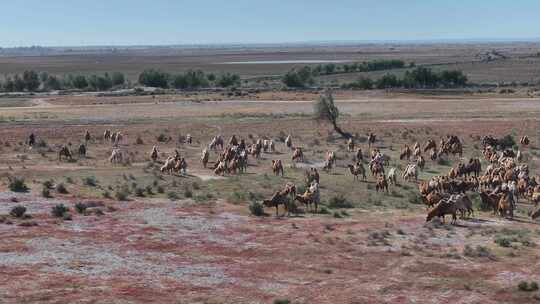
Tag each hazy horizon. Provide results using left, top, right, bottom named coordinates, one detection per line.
left=1, top=0, right=540, bottom=48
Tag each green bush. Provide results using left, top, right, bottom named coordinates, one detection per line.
left=518, top=281, right=539, bottom=292
left=8, top=177, right=29, bottom=192
left=249, top=201, right=265, bottom=216
left=115, top=189, right=129, bottom=201
left=82, top=176, right=98, bottom=187
left=75, top=202, right=87, bottom=214
left=51, top=204, right=69, bottom=218
left=327, top=195, right=354, bottom=209
left=494, top=237, right=512, bottom=248
left=167, top=191, right=179, bottom=201
left=10, top=205, right=27, bottom=218
left=41, top=187, right=52, bottom=198
left=56, top=183, right=68, bottom=194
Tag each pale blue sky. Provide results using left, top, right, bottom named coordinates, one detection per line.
left=1, top=0, right=539, bottom=47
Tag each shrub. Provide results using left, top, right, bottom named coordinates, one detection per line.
left=55, top=183, right=68, bottom=194
left=167, top=191, right=179, bottom=201
left=333, top=211, right=343, bottom=218
left=157, top=186, right=165, bottom=194
left=135, top=136, right=144, bottom=145
left=10, top=205, right=27, bottom=218
left=8, top=177, right=29, bottom=192
left=273, top=300, right=291, bottom=304
left=51, top=204, right=69, bottom=217
left=102, top=191, right=111, bottom=199
left=494, top=237, right=512, bottom=248
left=42, top=180, right=54, bottom=189
left=115, top=189, right=129, bottom=201
left=249, top=201, right=265, bottom=216
left=82, top=176, right=98, bottom=187
left=135, top=187, right=146, bottom=197
left=156, top=133, right=168, bottom=142
left=184, top=188, right=193, bottom=198
left=327, top=195, right=354, bottom=209
left=75, top=202, right=87, bottom=214
left=145, top=185, right=154, bottom=195
left=518, top=281, right=539, bottom=292
left=41, top=187, right=52, bottom=198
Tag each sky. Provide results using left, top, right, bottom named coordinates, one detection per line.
left=1, top=0, right=540, bottom=47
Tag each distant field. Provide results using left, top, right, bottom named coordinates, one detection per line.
left=1, top=43, right=540, bottom=84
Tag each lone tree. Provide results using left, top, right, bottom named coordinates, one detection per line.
left=313, top=91, right=351, bottom=139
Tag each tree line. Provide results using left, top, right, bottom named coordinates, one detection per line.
left=0, top=69, right=242, bottom=92
left=282, top=59, right=410, bottom=87
left=0, top=71, right=126, bottom=92
left=342, top=67, right=468, bottom=90
left=138, top=69, right=241, bottom=89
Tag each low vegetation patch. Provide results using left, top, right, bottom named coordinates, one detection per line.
left=8, top=176, right=29, bottom=192
left=249, top=201, right=265, bottom=217
left=9, top=205, right=27, bottom=218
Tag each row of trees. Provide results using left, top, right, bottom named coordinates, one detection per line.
left=312, top=59, right=408, bottom=76
left=342, top=67, right=468, bottom=90
left=283, top=59, right=409, bottom=87
left=138, top=69, right=241, bottom=89
left=0, top=71, right=126, bottom=92
left=0, top=69, right=242, bottom=92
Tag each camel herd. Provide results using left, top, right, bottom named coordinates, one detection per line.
left=22, top=129, right=539, bottom=223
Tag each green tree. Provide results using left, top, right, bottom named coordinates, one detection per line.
left=111, top=72, right=125, bottom=86
left=313, top=91, right=351, bottom=139
left=44, top=75, right=61, bottom=91
left=138, top=69, right=169, bottom=88
left=13, top=75, right=25, bottom=91
left=217, top=73, right=241, bottom=87
left=23, top=70, right=40, bottom=91
left=71, top=75, right=88, bottom=89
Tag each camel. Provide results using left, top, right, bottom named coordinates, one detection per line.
left=58, top=145, right=72, bottom=161
left=376, top=174, right=389, bottom=193
left=347, top=138, right=355, bottom=152
left=263, top=184, right=297, bottom=216
left=292, top=148, right=304, bottom=163
left=498, top=192, right=514, bottom=218
left=174, top=157, right=188, bottom=175
left=272, top=160, right=284, bottom=176
left=520, top=135, right=530, bottom=146
left=367, top=133, right=376, bottom=148
left=370, top=162, right=384, bottom=177
left=295, top=190, right=317, bottom=213
left=388, top=167, right=398, bottom=185
left=228, top=135, right=238, bottom=146
left=249, top=144, right=262, bottom=159
left=201, top=149, right=209, bottom=168
left=150, top=146, right=159, bottom=162
left=78, top=143, right=86, bottom=157
left=355, top=148, right=363, bottom=162
left=348, top=163, right=366, bottom=181
left=479, top=191, right=501, bottom=215
left=209, top=135, right=224, bottom=151
left=423, top=139, right=436, bottom=152
left=285, top=135, right=293, bottom=149
left=103, top=130, right=111, bottom=141
left=214, top=161, right=227, bottom=176
left=450, top=194, right=474, bottom=219
left=417, top=155, right=425, bottom=171
left=323, top=151, right=336, bottom=172
left=422, top=191, right=444, bottom=208
left=400, top=145, right=412, bottom=161
left=109, top=148, right=124, bottom=165
left=402, top=164, right=418, bottom=182
left=28, top=133, right=36, bottom=146
left=160, top=157, right=176, bottom=174
left=426, top=199, right=458, bottom=225
left=305, top=168, right=320, bottom=185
